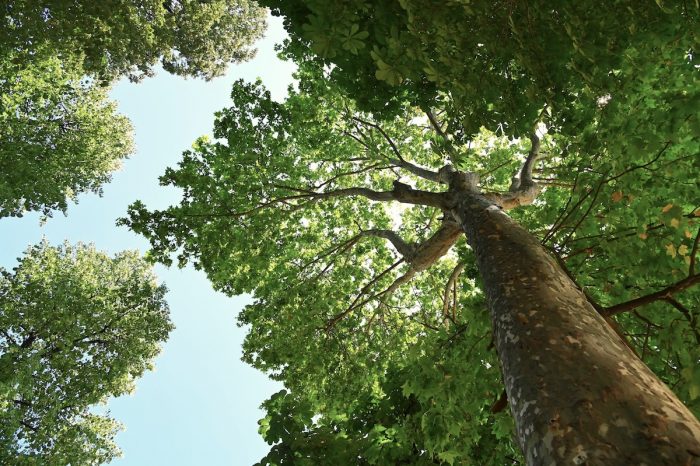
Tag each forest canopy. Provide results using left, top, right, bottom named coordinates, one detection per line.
left=0, top=0, right=698, bottom=464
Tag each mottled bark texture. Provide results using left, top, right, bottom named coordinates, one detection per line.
left=450, top=191, right=700, bottom=466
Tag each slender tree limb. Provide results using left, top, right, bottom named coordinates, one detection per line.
left=543, top=143, right=672, bottom=247
left=665, top=297, right=700, bottom=345
left=542, top=174, right=587, bottom=244
left=425, top=108, right=458, bottom=159
left=1, top=329, right=18, bottom=346
left=351, top=116, right=405, bottom=161
left=268, top=181, right=448, bottom=210
left=443, top=262, right=465, bottom=320
left=314, top=163, right=394, bottom=190
left=300, top=229, right=414, bottom=283
left=559, top=178, right=606, bottom=247
left=350, top=115, right=444, bottom=183
left=480, top=159, right=514, bottom=178
left=632, top=310, right=663, bottom=329
left=602, top=274, right=700, bottom=317
left=326, top=220, right=463, bottom=329
left=689, top=228, right=700, bottom=276
left=341, top=130, right=372, bottom=151
left=326, top=259, right=405, bottom=330
left=607, top=141, right=672, bottom=182
left=20, top=420, right=38, bottom=432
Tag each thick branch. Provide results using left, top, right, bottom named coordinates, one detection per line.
left=483, top=133, right=542, bottom=210
left=409, top=220, right=462, bottom=271
left=515, top=133, right=541, bottom=190
left=491, top=389, right=509, bottom=414
left=602, top=274, right=700, bottom=317
left=388, top=158, right=442, bottom=183
left=362, top=229, right=415, bottom=258
left=274, top=181, right=448, bottom=210
left=483, top=186, right=540, bottom=210
left=326, top=219, right=463, bottom=329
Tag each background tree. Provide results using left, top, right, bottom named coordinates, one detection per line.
left=2, top=0, right=267, bottom=82
left=1, top=0, right=266, bottom=218
left=0, top=52, right=133, bottom=218
left=0, top=241, right=173, bottom=464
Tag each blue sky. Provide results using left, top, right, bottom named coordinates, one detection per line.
left=0, top=16, right=295, bottom=466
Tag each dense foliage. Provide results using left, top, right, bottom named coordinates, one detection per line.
left=0, top=242, right=173, bottom=464
left=0, top=0, right=266, bottom=218
left=2, top=0, right=266, bottom=81
left=0, top=52, right=132, bottom=218
left=123, top=1, right=700, bottom=462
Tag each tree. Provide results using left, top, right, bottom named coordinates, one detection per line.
left=0, top=241, right=173, bottom=464
left=123, top=3, right=700, bottom=464
left=0, top=52, right=133, bottom=218
left=0, top=0, right=266, bottom=218
left=2, top=0, right=267, bottom=82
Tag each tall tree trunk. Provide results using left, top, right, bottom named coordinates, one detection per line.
left=451, top=192, right=700, bottom=465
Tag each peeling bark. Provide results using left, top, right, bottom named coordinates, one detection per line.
left=451, top=191, right=700, bottom=466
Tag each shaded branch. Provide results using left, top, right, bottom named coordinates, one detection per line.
left=509, top=133, right=541, bottom=191
left=326, top=259, right=405, bottom=330
left=351, top=116, right=405, bottom=161
left=363, top=229, right=415, bottom=258
left=388, top=157, right=443, bottom=183
left=607, top=141, right=672, bottom=182
left=603, top=275, right=700, bottom=317
left=20, top=420, right=38, bottom=432
left=665, top=297, right=700, bottom=345
left=351, top=115, right=444, bottom=183
left=543, top=142, right=672, bottom=246
left=314, top=162, right=395, bottom=190
left=480, top=134, right=543, bottom=210
left=275, top=181, right=447, bottom=209
left=490, top=389, right=508, bottom=414
left=690, top=227, right=700, bottom=276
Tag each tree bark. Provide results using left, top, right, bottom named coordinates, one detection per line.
left=450, top=191, right=700, bottom=465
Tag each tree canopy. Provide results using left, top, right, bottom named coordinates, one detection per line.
left=0, top=242, right=172, bottom=464
left=2, top=0, right=267, bottom=82
left=124, top=54, right=700, bottom=462
left=0, top=0, right=267, bottom=219
left=0, top=52, right=133, bottom=218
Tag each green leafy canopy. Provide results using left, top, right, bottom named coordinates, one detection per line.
left=0, top=241, right=173, bottom=464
